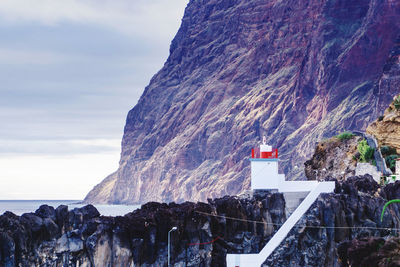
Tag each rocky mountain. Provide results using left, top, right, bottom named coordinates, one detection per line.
left=367, top=94, right=400, bottom=153
left=85, top=0, right=400, bottom=204
left=2, top=175, right=400, bottom=266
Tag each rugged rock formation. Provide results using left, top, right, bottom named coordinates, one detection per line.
left=0, top=193, right=287, bottom=266
left=304, top=134, right=362, bottom=181
left=2, top=176, right=400, bottom=266
left=338, top=237, right=400, bottom=266
left=367, top=95, right=400, bottom=154
left=265, top=175, right=399, bottom=266
left=85, top=0, right=400, bottom=204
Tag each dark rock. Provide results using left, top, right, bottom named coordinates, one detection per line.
left=68, top=205, right=100, bottom=229
left=383, top=181, right=400, bottom=200
left=55, top=205, right=69, bottom=232
left=20, top=213, right=43, bottom=233
left=43, top=218, right=60, bottom=239
left=342, top=175, right=379, bottom=196
left=338, top=237, right=400, bottom=267
left=78, top=205, right=100, bottom=220
left=0, top=232, right=15, bottom=267
left=35, top=205, right=56, bottom=221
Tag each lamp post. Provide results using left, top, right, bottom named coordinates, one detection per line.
left=168, top=226, right=177, bottom=267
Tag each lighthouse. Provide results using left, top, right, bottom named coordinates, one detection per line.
left=226, top=137, right=336, bottom=267
left=250, top=136, right=285, bottom=190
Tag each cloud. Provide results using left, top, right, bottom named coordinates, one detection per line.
left=0, top=139, right=121, bottom=155
left=0, top=0, right=189, bottom=200
left=0, top=47, right=74, bottom=65
left=0, top=153, right=120, bottom=199
left=0, top=0, right=188, bottom=41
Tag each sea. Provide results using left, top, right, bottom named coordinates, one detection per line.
left=0, top=200, right=141, bottom=217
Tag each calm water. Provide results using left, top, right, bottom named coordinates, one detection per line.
left=0, top=200, right=141, bottom=217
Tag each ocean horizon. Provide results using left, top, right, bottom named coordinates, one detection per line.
left=0, top=200, right=141, bottom=217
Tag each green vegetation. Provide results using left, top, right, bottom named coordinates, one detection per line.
left=336, top=131, right=354, bottom=141
left=381, top=146, right=397, bottom=157
left=394, top=96, right=400, bottom=110
left=357, top=140, right=374, bottom=162
left=381, top=199, right=400, bottom=222
left=381, top=146, right=399, bottom=172
left=385, top=154, right=399, bottom=172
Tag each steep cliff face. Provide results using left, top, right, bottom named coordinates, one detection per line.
left=367, top=94, right=400, bottom=153
left=85, top=0, right=400, bottom=204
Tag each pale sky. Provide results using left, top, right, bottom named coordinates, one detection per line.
left=0, top=0, right=189, bottom=199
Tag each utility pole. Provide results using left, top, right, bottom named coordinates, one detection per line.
left=168, top=227, right=177, bottom=267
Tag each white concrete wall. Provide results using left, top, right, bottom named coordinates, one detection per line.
left=278, top=181, right=318, bottom=192
left=396, top=160, right=400, bottom=175
left=251, top=160, right=317, bottom=192
left=251, top=160, right=280, bottom=190
left=226, top=181, right=335, bottom=267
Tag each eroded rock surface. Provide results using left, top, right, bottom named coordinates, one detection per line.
left=265, top=175, right=400, bottom=266
left=338, top=237, right=400, bottom=267
left=367, top=94, right=400, bottom=154
left=304, top=135, right=362, bottom=181
left=85, top=0, right=400, bottom=204
left=0, top=193, right=287, bottom=266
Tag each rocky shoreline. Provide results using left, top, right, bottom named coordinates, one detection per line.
left=1, top=175, right=400, bottom=266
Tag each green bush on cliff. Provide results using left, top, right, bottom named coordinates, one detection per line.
left=381, top=146, right=397, bottom=157
left=394, top=96, right=400, bottom=110
left=336, top=131, right=354, bottom=141
left=357, top=140, right=374, bottom=162
left=385, top=154, right=399, bottom=172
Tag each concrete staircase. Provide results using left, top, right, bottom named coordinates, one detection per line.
left=226, top=182, right=335, bottom=267
left=283, top=192, right=309, bottom=216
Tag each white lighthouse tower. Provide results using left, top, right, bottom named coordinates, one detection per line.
left=250, top=136, right=285, bottom=190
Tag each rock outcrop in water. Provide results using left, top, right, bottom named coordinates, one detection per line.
left=85, top=0, right=400, bottom=204
left=2, top=176, right=400, bottom=266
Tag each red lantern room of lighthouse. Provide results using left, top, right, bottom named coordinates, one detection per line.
left=250, top=136, right=284, bottom=190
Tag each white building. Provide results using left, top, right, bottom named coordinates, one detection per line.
left=397, top=158, right=400, bottom=176
left=250, top=137, right=284, bottom=190
left=250, top=137, right=324, bottom=192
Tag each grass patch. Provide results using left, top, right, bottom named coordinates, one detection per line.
left=358, top=140, right=374, bottom=162
left=394, top=95, right=400, bottom=110
left=336, top=131, right=355, bottom=141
